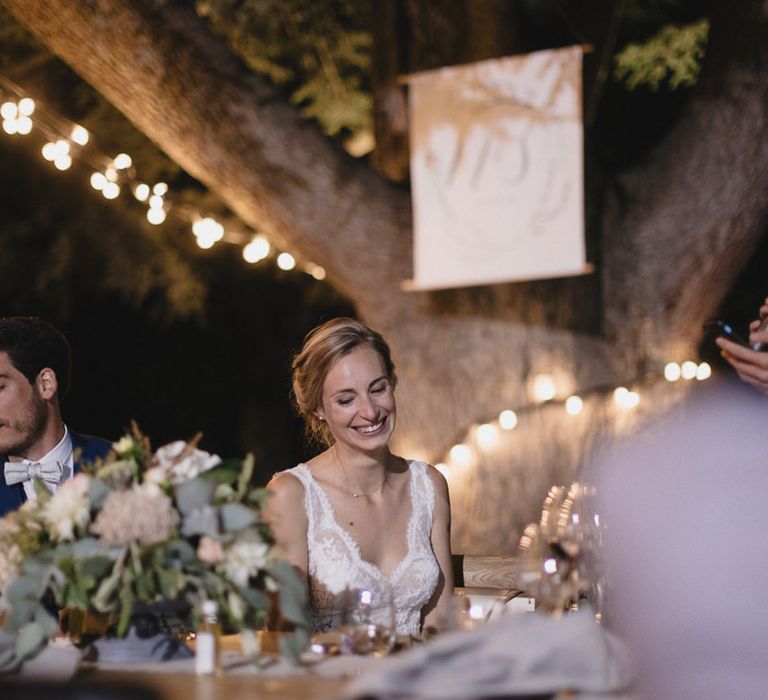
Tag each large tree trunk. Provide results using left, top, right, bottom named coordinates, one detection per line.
left=4, top=0, right=767, bottom=552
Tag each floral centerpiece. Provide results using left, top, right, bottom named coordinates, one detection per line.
left=0, top=425, right=308, bottom=668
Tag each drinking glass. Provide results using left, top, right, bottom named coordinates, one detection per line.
left=339, top=584, right=396, bottom=656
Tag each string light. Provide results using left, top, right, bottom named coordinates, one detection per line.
left=565, top=395, right=583, bottom=415
left=0, top=72, right=327, bottom=281
left=277, top=252, right=296, bottom=270
left=242, top=235, right=270, bottom=263
left=531, top=373, right=556, bottom=402
left=498, top=409, right=518, bottom=430
left=439, top=357, right=714, bottom=474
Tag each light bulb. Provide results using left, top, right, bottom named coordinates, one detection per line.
left=242, top=235, right=270, bottom=263
left=0, top=102, right=17, bottom=120
left=16, top=116, right=32, bottom=134
left=696, top=362, right=712, bottom=381
left=71, top=125, right=89, bottom=146
left=449, top=443, right=472, bottom=466
left=476, top=423, right=498, bottom=450
left=17, top=97, right=35, bottom=116
left=42, top=142, right=58, bottom=161
left=147, top=207, right=166, bottom=225
left=310, top=264, right=326, bottom=280
left=55, top=139, right=70, bottom=156
left=498, top=409, right=518, bottom=430
left=134, top=183, right=150, bottom=201
left=531, top=373, right=556, bottom=402
left=53, top=154, right=72, bottom=170
left=153, top=182, right=168, bottom=196
left=681, top=360, right=698, bottom=380
left=90, top=172, right=107, bottom=190
left=2, top=119, right=18, bottom=135
left=148, top=194, right=164, bottom=210
left=104, top=165, right=118, bottom=182
left=196, top=231, right=217, bottom=249
left=102, top=181, right=120, bottom=199
left=565, top=395, right=583, bottom=415
left=664, top=362, right=681, bottom=382
left=113, top=153, right=132, bottom=169
left=277, top=252, right=296, bottom=270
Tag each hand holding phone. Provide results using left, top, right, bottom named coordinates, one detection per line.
left=704, top=318, right=768, bottom=352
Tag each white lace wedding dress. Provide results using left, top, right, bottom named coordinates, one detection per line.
left=282, top=461, right=440, bottom=636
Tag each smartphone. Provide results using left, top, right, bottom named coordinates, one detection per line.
left=704, top=319, right=767, bottom=351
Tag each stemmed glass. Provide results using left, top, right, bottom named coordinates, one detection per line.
left=339, top=583, right=396, bottom=656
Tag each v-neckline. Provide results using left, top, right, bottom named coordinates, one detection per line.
left=302, top=462, right=416, bottom=581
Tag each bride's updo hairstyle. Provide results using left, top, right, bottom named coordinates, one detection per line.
left=292, top=317, right=396, bottom=446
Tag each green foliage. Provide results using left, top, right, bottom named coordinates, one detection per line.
left=614, top=18, right=709, bottom=90
left=197, top=0, right=372, bottom=144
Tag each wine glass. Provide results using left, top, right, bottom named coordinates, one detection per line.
left=339, top=584, right=396, bottom=656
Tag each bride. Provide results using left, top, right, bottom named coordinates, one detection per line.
left=266, top=318, right=453, bottom=636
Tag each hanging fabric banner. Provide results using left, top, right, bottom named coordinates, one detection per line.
left=406, top=45, right=588, bottom=291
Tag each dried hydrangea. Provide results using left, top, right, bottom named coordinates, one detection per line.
left=91, top=484, right=179, bottom=547
left=42, top=474, right=91, bottom=542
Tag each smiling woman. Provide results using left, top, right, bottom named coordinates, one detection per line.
left=265, top=318, right=454, bottom=637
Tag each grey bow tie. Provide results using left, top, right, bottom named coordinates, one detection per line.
left=3, top=460, right=64, bottom=486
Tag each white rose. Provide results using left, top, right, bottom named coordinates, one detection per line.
left=154, top=441, right=221, bottom=485
left=222, top=538, right=269, bottom=588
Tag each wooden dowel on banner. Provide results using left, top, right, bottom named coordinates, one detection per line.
left=396, top=44, right=594, bottom=85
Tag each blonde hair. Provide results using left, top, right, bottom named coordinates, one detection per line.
left=291, top=317, right=396, bottom=446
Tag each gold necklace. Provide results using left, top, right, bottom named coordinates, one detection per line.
left=337, top=457, right=388, bottom=527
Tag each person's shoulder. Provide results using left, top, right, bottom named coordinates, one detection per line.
left=267, top=467, right=307, bottom=501
left=409, top=460, right=449, bottom=494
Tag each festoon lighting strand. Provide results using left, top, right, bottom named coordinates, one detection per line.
left=0, top=73, right=326, bottom=281
left=434, top=360, right=712, bottom=477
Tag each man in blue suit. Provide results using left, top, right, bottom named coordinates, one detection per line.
left=0, top=317, right=112, bottom=517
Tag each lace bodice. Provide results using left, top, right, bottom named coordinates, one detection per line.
left=282, top=461, right=440, bottom=636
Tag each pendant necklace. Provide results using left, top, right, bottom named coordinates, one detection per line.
left=337, top=457, right=388, bottom=527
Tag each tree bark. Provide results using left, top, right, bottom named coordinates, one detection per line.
left=3, top=0, right=767, bottom=551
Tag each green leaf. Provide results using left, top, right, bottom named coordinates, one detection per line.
left=181, top=505, right=219, bottom=537
left=176, top=477, right=216, bottom=514
left=219, top=503, right=255, bottom=532
left=236, top=454, right=255, bottom=500
left=79, top=555, right=113, bottom=580
left=279, top=627, right=309, bottom=663
left=117, top=587, right=134, bottom=637
left=239, top=587, right=269, bottom=611
left=88, top=478, right=111, bottom=508
left=15, top=622, right=47, bottom=659
left=92, top=549, right=127, bottom=613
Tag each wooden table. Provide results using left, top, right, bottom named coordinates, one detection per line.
left=76, top=668, right=348, bottom=700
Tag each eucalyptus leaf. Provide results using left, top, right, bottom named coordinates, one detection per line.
left=15, top=622, right=46, bottom=659
left=79, top=555, right=113, bottom=580
left=176, top=477, right=216, bottom=514
left=278, top=626, right=309, bottom=663
left=236, top=453, right=255, bottom=500
left=278, top=585, right=308, bottom=627
left=239, top=587, right=269, bottom=611
left=220, top=503, right=255, bottom=532
left=181, top=505, right=219, bottom=537
left=88, top=478, right=110, bottom=508
left=33, top=607, right=59, bottom=638
left=70, top=538, right=103, bottom=559
left=165, top=539, right=196, bottom=564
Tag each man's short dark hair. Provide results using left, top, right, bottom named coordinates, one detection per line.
left=0, top=317, right=72, bottom=397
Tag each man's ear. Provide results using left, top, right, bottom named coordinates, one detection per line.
left=36, top=368, right=58, bottom=400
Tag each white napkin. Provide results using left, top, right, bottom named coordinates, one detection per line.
left=343, top=609, right=633, bottom=699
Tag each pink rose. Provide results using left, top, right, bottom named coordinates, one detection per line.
left=197, top=536, right=224, bottom=564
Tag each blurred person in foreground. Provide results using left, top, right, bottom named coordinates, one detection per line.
left=595, top=377, right=768, bottom=700
left=0, top=317, right=112, bottom=517
left=716, top=296, right=768, bottom=393
left=266, top=317, right=453, bottom=636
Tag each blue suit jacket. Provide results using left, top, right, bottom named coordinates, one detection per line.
left=0, top=430, right=113, bottom=517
